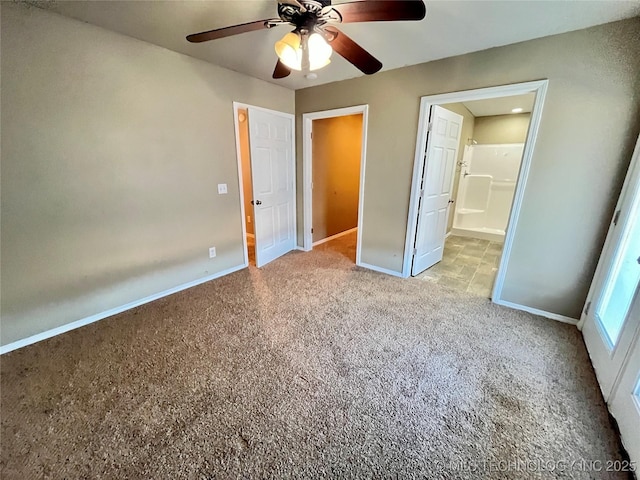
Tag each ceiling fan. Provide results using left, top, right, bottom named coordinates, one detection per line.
left=186, top=0, right=426, bottom=79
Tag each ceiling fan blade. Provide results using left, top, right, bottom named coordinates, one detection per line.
left=187, top=19, right=274, bottom=43
left=273, top=59, right=291, bottom=79
left=324, top=26, right=382, bottom=75
left=331, top=0, right=426, bottom=23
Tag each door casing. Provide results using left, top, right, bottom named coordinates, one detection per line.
left=578, top=133, right=640, bottom=398
left=578, top=133, right=640, bottom=463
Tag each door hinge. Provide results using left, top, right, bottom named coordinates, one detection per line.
left=419, top=188, right=425, bottom=198
left=427, top=122, right=433, bottom=132
left=613, top=209, right=621, bottom=226
left=413, top=247, right=417, bottom=256
left=311, top=227, right=314, bottom=234
left=583, top=301, right=591, bottom=316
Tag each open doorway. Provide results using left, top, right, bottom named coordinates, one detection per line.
left=302, top=105, right=368, bottom=265
left=404, top=81, right=548, bottom=307
left=233, top=103, right=296, bottom=268
left=417, top=95, right=534, bottom=296
left=235, top=108, right=256, bottom=265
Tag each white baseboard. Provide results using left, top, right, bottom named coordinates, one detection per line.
left=295, top=246, right=308, bottom=251
left=312, top=227, right=358, bottom=247
left=0, top=263, right=248, bottom=355
left=357, top=261, right=405, bottom=278
left=492, top=298, right=579, bottom=326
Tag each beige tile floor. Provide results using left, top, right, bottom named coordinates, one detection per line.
left=417, top=235, right=503, bottom=297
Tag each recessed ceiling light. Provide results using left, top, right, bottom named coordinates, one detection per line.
left=511, top=107, right=523, bottom=113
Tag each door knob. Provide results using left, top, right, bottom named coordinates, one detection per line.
left=252, top=200, right=262, bottom=205
left=448, top=199, right=454, bottom=204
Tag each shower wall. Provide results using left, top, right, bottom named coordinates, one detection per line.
left=440, top=103, right=476, bottom=233
left=453, top=144, right=524, bottom=242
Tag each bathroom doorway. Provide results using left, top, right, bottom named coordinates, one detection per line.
left=404, top=81, right=548, bottom=306
left=416, top=95, right=533, bottom=296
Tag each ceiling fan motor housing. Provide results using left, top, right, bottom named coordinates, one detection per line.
left=278, top=0, right=333, bottom=32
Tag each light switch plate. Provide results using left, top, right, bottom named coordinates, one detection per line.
left=217, top=183, right=228, bottom=194
left=209, top=247, right=216, bottom=258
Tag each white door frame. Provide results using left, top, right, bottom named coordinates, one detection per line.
left=232, top=101, right=296, bottom=267
left=578, top=133, right=640, bottom=332
left=578, top=134, right=640, bottom=396
left=302, top=105, right=369, bottom=266
left=403, top=80, right=549, bottom=305
left=578, top=133, right=640, bottom=463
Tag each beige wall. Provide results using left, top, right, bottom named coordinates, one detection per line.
left=474, top=113, right=531, bottom=144
left=295, top=18, right=640, bottom=318
left=312, top=114, right=363, bottom=242
left=0, top=3, right=294, bottom=346
left=440, top=103, right=476, bottom=233
left=237, top=109, right=254, bottom=236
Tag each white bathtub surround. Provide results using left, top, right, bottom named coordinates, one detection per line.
left=452, top=144, right=524, bottom=242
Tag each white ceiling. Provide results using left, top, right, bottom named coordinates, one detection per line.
left=34, top=0, right=640, bottom=90
left=461, top=93, right=536, bottom=117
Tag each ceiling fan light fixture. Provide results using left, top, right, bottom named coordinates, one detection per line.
left=275, top=31, right=303, bottom=70
left=275, top=31, right=332, bottom=72
left=308, top=33, right=332, bottom=71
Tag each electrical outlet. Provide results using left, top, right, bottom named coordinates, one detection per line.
left=217, top=184, right=228, bottom=194
left=247, top=215, right=251, bottom=223
left=209, top=247, right=216, bottom=258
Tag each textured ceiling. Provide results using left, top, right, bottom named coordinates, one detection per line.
left=35, top=0, right=640, bottom=90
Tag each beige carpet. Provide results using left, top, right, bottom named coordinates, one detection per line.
left=0, top=233, right=628, bottom=479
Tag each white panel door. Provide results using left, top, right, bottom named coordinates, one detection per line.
left=581, top=135, right=640, bottom=399
left=581, top=135, right=640, bottom=465
left=247, top=107, right=296, bottom=268
left=608, top=297, right=640, bottom=467
left=412, top=106, right=463, bottom=276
